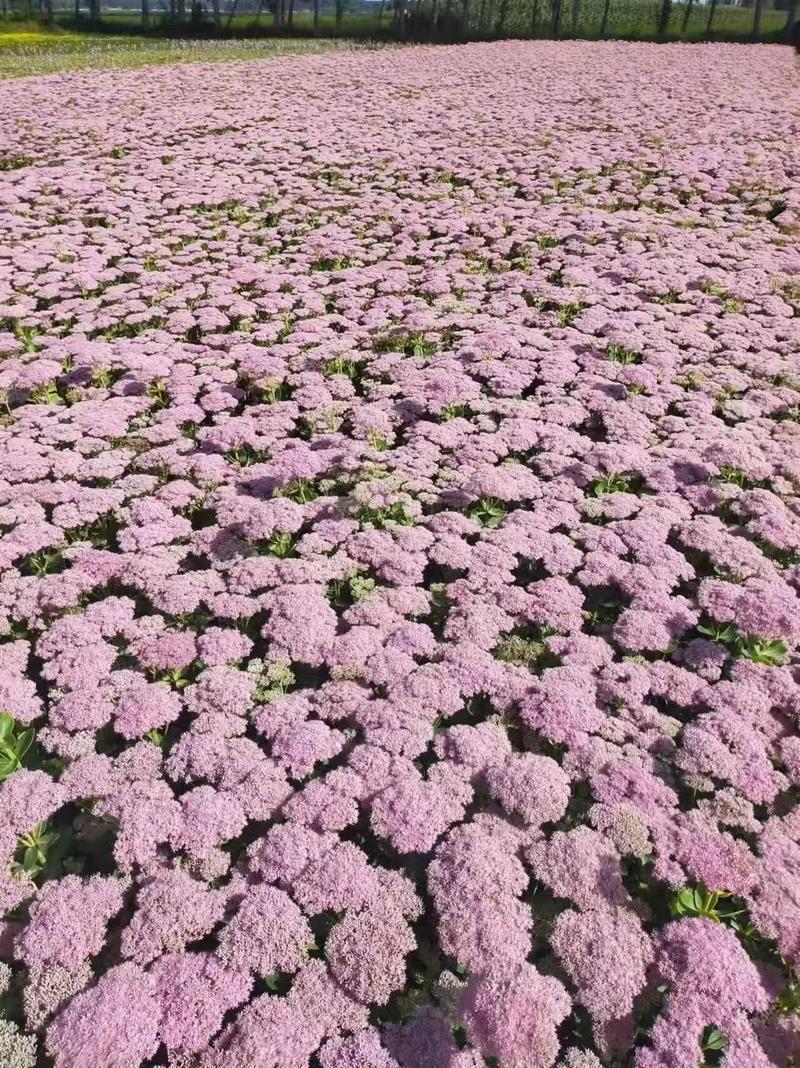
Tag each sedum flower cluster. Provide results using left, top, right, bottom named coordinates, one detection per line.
left=0, top=37, right=799, bottom=1068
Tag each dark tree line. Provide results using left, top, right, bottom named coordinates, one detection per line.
left=11, top=0, right=798, bottom=41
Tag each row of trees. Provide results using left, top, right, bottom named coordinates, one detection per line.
left=23, top=0, right=352, bottom=31
left=17, top=0, right=799, bottom=40
left=391, top=0, right=794, bottom=39
left=202, top=0, right=792, bottom=38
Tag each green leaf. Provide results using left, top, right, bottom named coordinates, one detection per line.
left=673, top=888, right=696, bottom=914
left=22, top=846, right=40, bottom=873
left=736, top=635, right=788, bottom=667
left=15, top=729, right=34, bottom=759
left=697, top=621, right=738, bottom=645
left=0, top=753, right=19, bottom=781
left=777, top=981, right=800, bottom=1015
left=702, top=1027, right=727, bottom=1052
left=0, top=712, right=14, bottom=741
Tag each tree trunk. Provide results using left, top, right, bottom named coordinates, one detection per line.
left=377, top=0, right=385, bottom=30
left=412, top=0, right=423, bottom=37
left=704, top=0, right=716, bottom=36
left=313, top=0, right=320, bottom=31
left=551, top=0, right=561, bottom=34
left=177, top=0, right=186, bottom=22
left=335, top=0, right=343, bottom=30
left=460, top=0, right=469, bottom=34
left=478, top=0, right=486, bottom=30
left=752, top=0, right=762, bottom=39
left=598, top=0, right=611, bottom=34
left=785, top=0, right=798, bottom=37
left=89, top=0, right=100, bottom=21
left=287, top=0, right=294, bottom=28
left=39, top=0, right=53, bottom=24
left=530, top=0, right=539, bottom=34
left=680, top=0, right=693, bottom=34
left=226, top=0, right=238, bottom=26
left=399, top=0, right=412, bottom=37
left=657, top=0, right=671, bottom=37
left=141, top=0, right=150, bottom=26
left=570, top=0, right=579, bottom=32
left=495, top=0, right=508, bottom=34
left=210, top=0, right=221, bottom=28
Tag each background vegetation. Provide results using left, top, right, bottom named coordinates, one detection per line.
left=0, top=0, right=796, bottom=61
left=0, top=24, right=368, bottom=75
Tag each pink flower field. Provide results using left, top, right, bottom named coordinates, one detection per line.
left=0, top=39, right=799, bottom=1068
